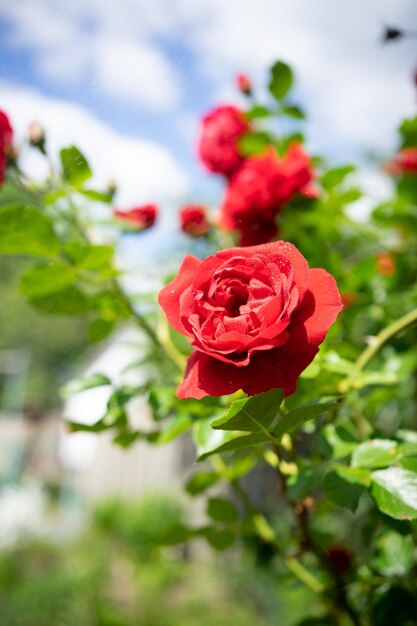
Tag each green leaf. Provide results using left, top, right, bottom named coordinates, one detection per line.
left=197, top=433, right=270, bottom=462
left=323, top=469, right=366, bottom=512
left=321, top=165, right=355, bottom=190
left=352, top=439, right=399, bottom=469
left=186, top=471, right=220, bottom=496
left=207, top=497, right=238, bottom=523
left=66, top=243, right=114, bottom=270
left=371, top=467, right=417, bottom=520
left=269, top=60, right=293, bottom=100
left=211, top=388, right=283, bottom=433
left=204, top=527, right=236, bottom=550
left=281, top=105, right=305, bottom=119
left=287, top=467, right=325, bottom=500
left=87, top=318, right=117, bottom=342
left=399, top=116, right=417, bottom=148
left=273, top=402, right=339, bottom=438
left=60, top=146, right=92, bottom=186
left=113, top=431, right=141, bottom=447
left=20, top=261, right=76, bottom=297
left=400, top=457, right=417, bottom=472
left=246, top=104, right=271, bottom=120
left=321, top=424, right=358, bottom=459
left=373, top=532, right=414, bottom=576
left=30, top=285, right=92, bottom=314
left=238, top=131, right=271, bottom=156
left=78, top=188, right=113, bottom=203
left=155, top=414, right=193, bottom=445
left=61, top=373, right=111, bottom=397
left=0, top=204, right=60, bottom=258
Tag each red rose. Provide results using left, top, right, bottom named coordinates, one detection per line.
left=236, top=73, right=252, bottom=95
left=386, top=147, right=417, bottom=175
left=0, top=110, right=13, bottom=184
left=198, top=105, right=249, bottom=176
left=180, top=204, right=210, bottom=237
left=114, top=204, right=158, bottom=231
left=159, top=241, right=342, bottom=399
left=220, top=144, right=314, bottom=246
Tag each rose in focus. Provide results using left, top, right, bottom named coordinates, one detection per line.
left=0, top=110, right=13, bottom=184
left=114, top=204, right=158, bottom=231
left=198, top=105, right=249, bottom=176
left=159, top=241, right=342, bottom=399
left=180, top=204, right=210, bottom=237
left=220, top=144, right=315, bottom=246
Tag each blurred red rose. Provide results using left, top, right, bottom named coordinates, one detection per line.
left=236, top=73, right=251, bottom=95
left=0, top=110, right=13, bottom=184
left=114, top=204, right=158, bottom=231
left=180, top=204, right=210, bottom=237
left=220, top=144, right=314, bottom=245
left=386, top=147, right=417, bottom=175
left=376, top=251, right=396, bottom=277
left=327, top=545, right=353, bottom=574
left=198, top=105, right=249, bottom=176
left=159, top=241, right=342, bottom=399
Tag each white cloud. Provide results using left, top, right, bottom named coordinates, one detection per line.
left=1, top=0, right=416, bottom=155
left=1, top=83, right=189, bottom=205
left=0, top=0, right=181, bottom=109
left=93, top=38, right=180, bottom=108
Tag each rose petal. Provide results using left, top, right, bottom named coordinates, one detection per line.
left=287, top=268, right=343, bottom=351
left=177, top=351, right=246, bottom=399
left=158, top=255, right=202, bottom=335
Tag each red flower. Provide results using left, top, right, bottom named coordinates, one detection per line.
left=220, top=144, right=314, bottom=246
left=114, top=204, right=158, bottom=231
left=327, top=546, right=353, bottom=574
left=386, top=147, right=417, bottom=175
left=159, top=241, right=342, bottom=399
left=376, top=252, right=396, bottom=277
left=180, top=204, right=210, bottom=237
left=198, top=105, right=249, bottom=176
left=236, top=73, right=251, bottom=95
left=0, top=110, right=13, bottom=184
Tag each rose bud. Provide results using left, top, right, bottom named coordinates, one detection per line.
left=376, top=252, right=396, bottom=277
left=180, top=204, right=210, bottom=237
left=114, top=204, right=158, bottom=231
left=198, top=105, right=249, bottom=177
left=385, top=148, right=417, bottom=176
left=236, top=73, right=252, bottom=96
left=0, top=110, right=13, bottom=184
left=159, top=241, right=343, bottom=400
left=28, top=121, right=45, bottom=147
left=326, top=545, right=353, bottom=574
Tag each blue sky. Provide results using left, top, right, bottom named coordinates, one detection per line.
left=0, top=0, right=416, bottom=253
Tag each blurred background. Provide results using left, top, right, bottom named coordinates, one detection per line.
left=0, top=1, right=417, bottom=624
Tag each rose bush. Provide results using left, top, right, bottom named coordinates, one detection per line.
left=159, top=241, right=342, bottom=399
left=198, top=105, right=249, bottom=176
